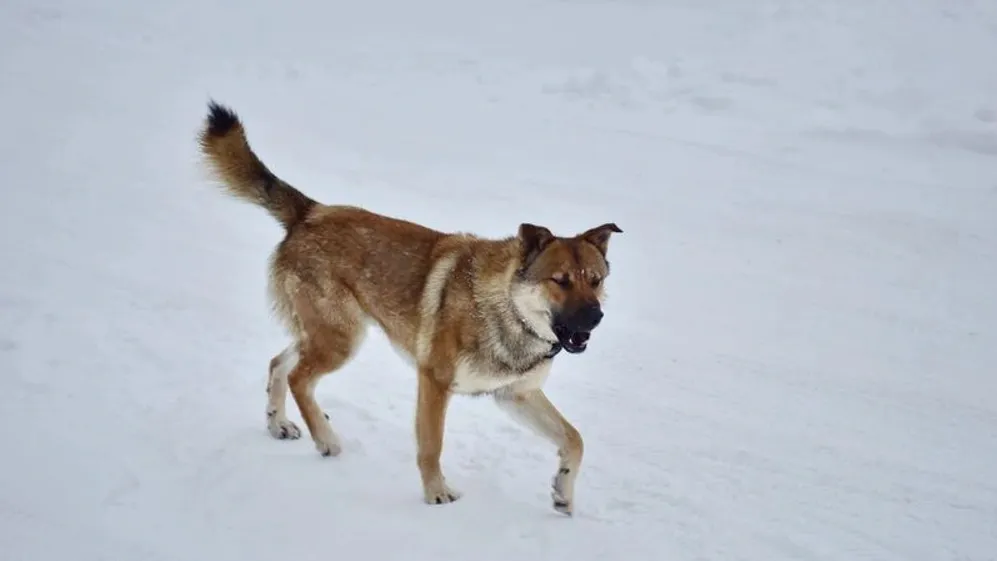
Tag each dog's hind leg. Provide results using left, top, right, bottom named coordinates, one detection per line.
left=266, top=344, right=302, bottom=440
left=284, top=288, right=367, bottom=457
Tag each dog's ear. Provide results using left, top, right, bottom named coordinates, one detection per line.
left=579, top=223, right=623, bottom=256
left=518, top=223, right=556, bottom=270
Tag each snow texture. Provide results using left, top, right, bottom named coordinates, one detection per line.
left=2, top=0, right=996, bottom=559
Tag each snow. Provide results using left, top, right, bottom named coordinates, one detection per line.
left=2, top=0, right=996, bottom=559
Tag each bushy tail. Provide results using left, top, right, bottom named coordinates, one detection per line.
left=198, top=101, right=316, bottom=230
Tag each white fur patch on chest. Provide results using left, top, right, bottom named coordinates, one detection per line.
left=450, top=356, right=552, bottom=396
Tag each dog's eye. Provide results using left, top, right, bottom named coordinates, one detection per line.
left=591, top=278, right=602, bottom=288
left=552, top=276, right=571, bottom=288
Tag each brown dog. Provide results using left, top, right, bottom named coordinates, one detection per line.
left=198, top=101, right=622, bottom=515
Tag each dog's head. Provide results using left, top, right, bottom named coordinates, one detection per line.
left=512, top=222, right=623, bottom=354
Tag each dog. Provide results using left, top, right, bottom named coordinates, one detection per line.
left=197, top=101, right=622, bottom=515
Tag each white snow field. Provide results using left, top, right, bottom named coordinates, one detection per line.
left=2, top=0, right=996, bottom=559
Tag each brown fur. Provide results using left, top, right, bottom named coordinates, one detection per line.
left=198, top=101, right=622, bottom=515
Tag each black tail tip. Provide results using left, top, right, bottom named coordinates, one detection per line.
left=204, top=100, right=240, bottom=137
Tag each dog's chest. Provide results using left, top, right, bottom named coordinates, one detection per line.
left=450, top=357, right=552, bottom=396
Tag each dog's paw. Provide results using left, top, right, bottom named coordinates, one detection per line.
left=423, top=482, right=462, bottom=505
left=309, top=418, right=342, bottom=457
left=269, top=420, right=302, bottom=440
left=266, top=412, right=301, bottom=440
left=315, top=439, right=342, bottom=457
left=551, top=491, right=573, bottom=516
left=551, top=468, right=574, bottom=516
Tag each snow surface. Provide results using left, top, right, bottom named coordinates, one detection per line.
left=2, top=0, right=996, bottom=559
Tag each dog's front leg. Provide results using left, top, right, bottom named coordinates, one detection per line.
left=494, top=389, right=583, bottom=516
left=415, top=368, right=461, bottom=505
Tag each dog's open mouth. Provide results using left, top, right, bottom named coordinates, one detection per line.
left=553, top=325, right=590, bottom=354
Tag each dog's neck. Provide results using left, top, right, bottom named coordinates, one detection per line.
left=473, top=254, right=561, bottom=372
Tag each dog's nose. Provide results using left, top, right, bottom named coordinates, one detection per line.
left=574, top=304, right=603, bottom=331
left=587, top=306, right=604, bottom=328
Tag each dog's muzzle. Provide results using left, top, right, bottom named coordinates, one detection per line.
left=552, top=304, right=603, bottom=354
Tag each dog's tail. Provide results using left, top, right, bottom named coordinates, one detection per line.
left=198, top=101, right=316, bottom=230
